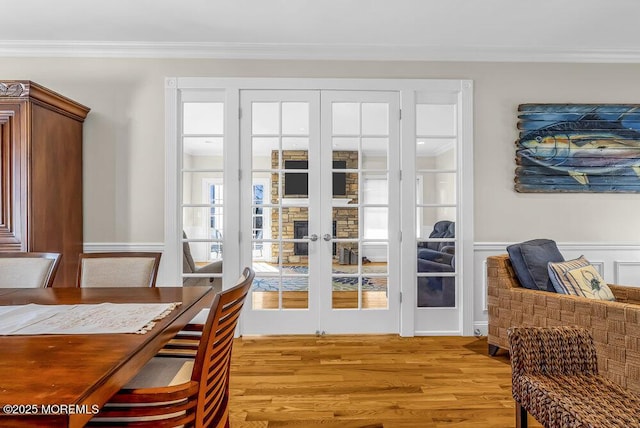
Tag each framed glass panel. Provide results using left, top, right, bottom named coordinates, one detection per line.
left=333, top=241, right=359, bottom=274
left=183, top=102, right=223, bottom=135
left=362, top=242, right=387, bottom=274
left=416, top=104, right=456, bottom=136
left=332, top=137, right=358, bottom=152
left=416, top=172, right=457, bottom=205
left=363, top=276, right=388, bottom=309
left=332, top=277, right=359, bottom=309
left=416, top=207, right=455, bottom=242
left=362, top=138, right=388, bottom=169
left=332, top=102, right=360, bottom=135
left=183, top=137, right=223, bottom=166
left=180, top=239, right=222, bottom=266
left=282, top=137, right=309, bottom=152
left=363, top=174, right=388, bottom=204
left=363, top=207, right=388, bottom=240
left=182, top=172, right=223, bottom=204
left=283, top=272, right=309, bottom=309
left=252, top=102, right=279, bottom=134
left=361, top=103, right=389, bottom=135
left=416, top=138, right=457, bottom=170
left=417, top=275, right=455, bottom=308
left=252, top=137, right=279, bottom=168
left=251, top=275, right=279, bottom=310
left=282, top=102, right=309, bottom=135
left=334, top=207, right=359, bottom=239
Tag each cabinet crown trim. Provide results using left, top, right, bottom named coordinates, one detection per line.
left=0, top=80, right=90, bottom=121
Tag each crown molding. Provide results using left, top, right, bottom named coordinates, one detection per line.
left=2, top=40, right=640, bottom=63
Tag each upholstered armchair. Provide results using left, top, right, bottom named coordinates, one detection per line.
left=417, top=257, right=455, bottom=307
left=417, top=221, right=456, bottom=307
left=417, top=220, right=455, bottom=264
left=183, top=231, right=223, bottom=291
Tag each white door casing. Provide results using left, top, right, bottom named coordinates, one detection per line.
left=164, top=78, right=473, bottom=336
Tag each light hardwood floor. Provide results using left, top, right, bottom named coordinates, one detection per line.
left=229, top=335, right=542, bottom=427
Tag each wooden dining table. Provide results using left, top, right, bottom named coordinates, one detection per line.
left=0, top=286, right=214, bottom=428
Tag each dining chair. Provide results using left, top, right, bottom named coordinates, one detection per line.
left=87, top=267, right=255, bottom=428
left=0, top=252, right=61, bottom=288
left=77, top=252, right=162, bottom=287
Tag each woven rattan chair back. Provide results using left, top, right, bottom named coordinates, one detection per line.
left=508, top=326, right=598, bottom=378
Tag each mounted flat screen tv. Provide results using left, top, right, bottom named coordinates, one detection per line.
left=284, top=160, right=346, bottom=196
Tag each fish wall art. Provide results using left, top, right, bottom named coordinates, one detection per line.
left=515, top=104, right=640, bottom=192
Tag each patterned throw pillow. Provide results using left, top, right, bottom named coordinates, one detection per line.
left=547, top=256, right=590, bottom=294
left=548, top=256, right=615, bottom=301
left=565, top=265, right=615, bottom=301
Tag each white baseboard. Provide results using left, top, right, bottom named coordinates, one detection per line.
left=473, top=321, right=488, bottom=337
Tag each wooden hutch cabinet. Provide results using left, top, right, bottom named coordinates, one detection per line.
left=0, top=81, right=90, bottom=287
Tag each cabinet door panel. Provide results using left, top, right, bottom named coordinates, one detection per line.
left=30, top=104, right=84, bottom=286
left=0, top=103, right=26, bottom=251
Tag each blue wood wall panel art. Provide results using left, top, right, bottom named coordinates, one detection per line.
left=515, top=104, right=640, bottom=193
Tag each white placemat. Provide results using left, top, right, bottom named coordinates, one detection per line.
left=0, top=302, right=181, bottom=335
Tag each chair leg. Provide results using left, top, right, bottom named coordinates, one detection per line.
left=516, top=402, right=528, bottom=428
left=488, top=344, right=500, bottom=356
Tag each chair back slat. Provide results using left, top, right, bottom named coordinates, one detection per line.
left=191, top=267, right=254, bottom=428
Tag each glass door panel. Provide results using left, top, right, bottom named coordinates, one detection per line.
left=242, top=90, right=320, bottom=334
left=241, top=89, right=400, bottom=335
left=415, top=97, right=458, bottom=317
left=320, top=91, right=399, bottom=333
left=329, top=101, right=390, bottom=311
left=180, top=95, right=225, bottom=286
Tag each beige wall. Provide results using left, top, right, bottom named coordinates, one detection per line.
left=2, top=58, right=639, bottom=243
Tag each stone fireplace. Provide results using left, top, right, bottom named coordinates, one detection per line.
left=271, top=150, right=359, bottom=264
left=293, top=221, right=337, bottom=256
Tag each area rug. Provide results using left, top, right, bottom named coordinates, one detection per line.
left=252, top=265, right=387, bottom=292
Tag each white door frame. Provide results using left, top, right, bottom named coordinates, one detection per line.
left=164, top=77, right=474, bottom=336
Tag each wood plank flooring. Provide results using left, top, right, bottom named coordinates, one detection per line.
left=229, top=335, right=542, bottom=427
left=251, top=291, right=389, bottom=309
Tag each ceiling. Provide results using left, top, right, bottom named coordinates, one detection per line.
left=4, top=0, right=640, bottom=62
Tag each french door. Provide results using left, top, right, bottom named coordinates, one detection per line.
left=240, top=90, right=400, bottom=334
left=167, top=77, right=473, bottom=337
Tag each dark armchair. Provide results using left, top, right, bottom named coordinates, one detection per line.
left=417, top=220, right=455, bottom=263
left=417, top=221, right=455, bottom=307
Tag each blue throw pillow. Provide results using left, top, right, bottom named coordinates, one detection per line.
left=507, top=239, right=564, bottom=292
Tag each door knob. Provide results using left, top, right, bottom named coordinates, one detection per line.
left=303, top=234, right=318, bottom=242
left=322, top=233, right=332, bottom=241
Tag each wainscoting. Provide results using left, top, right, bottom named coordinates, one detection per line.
left=85, top=241, right=640, bottom=337
left=473, top=242, right=640, bottom=336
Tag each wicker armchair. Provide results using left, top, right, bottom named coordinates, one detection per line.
left=488, top=254, right=640, bottom=393
left=508, top=326, right=640, bottom=428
